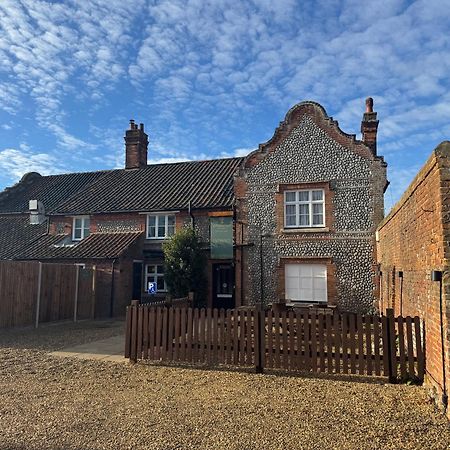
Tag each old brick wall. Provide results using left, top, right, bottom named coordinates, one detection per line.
left=377, top=142, right=450, bottom=415
left=235, top=101, right=387, bottom=312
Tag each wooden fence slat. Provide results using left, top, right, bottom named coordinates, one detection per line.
left=267, top=310, right=273, bottom=369
left=154, top=307, right=161, bottom=360
left=318, top=313, right=325, bottom=373
left=186, top=308, right=193, bottom=362
left=381, top=315, right=389, bottom=377
left=326, top=313, right=333, bottom=374
left=167, top=307, right=174, bottom=361
left=148, top=307, right=155, bottom=360
left=274, top=310, right=281, bottom=369
left=175, top=308, right=182, bottom=361
left=161, top=308, right=168, bottom=361
left=281, top=311, right=288, bottom=369
left=349, top=313, right=356, bottom=374
left=142, top=307, right=149, bottom=359
left=219, top=309, right=225, bottom=364
left=200, top=308, right=206, bottom=363
left=180, top=307, right=187, bottom=361
left=206, top=308, right=212, bottom=364
left=405, top=316, right=415, bottom=377
left=225, top=309, right=232, bottom=364
left=365, top=316, right=372, bottom=375
left=333, top=312, right=341, bottom=374
left=387, top=309, right=397, bottom=381
left=310, top=311, right=317, bottom=373
left=137, top=306, right=143, bottom=360
left=341, top=314, right=348, bottom=374
left=304, top=310, right=311, bottom=372
left=193, top=308, right=199, bottom=363
left=239, top=309, right=246, bottom=365
left=124, top=306, right=132, bottom=358
left=288, top=310, right=295, bottom=370
left=357, top=313, right=364, bottom=375
left=213, top=309, right=219, bottom=365
left=414, top=316, right=424, bottom=380
left=246, top=310, right=253, bottom=365
left=373, top=315, right=381, bottom=376
left=398, top=316, right=407, bottom=380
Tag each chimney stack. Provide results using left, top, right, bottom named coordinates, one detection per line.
left=361, top=97, right=379, bottom=156
left=125, top=119, right=148, bottom=169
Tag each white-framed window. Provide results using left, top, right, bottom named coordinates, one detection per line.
left=284, top=189, right=325, bottom=228
left=285, top=264, right=327, bottom=303
left=146, top=214, right=175, bottom=239
left=145, top=264, right=166, bottom=292
left=72, top=216, right=90, bottom=241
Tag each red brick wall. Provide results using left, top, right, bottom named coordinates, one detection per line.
left=377, top=142, right=450, bottom=416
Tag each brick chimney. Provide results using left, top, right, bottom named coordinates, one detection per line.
left=125, top=119, right=148, bottom=169
left=361, top=97, right=379, bottom=156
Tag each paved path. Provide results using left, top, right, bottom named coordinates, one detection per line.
left=50, top=334, right=127, bottom=363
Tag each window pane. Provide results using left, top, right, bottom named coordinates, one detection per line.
left=147, top=265, right=156, bottom=276
left=312, top=190, right=323, bottom=201
left=158, top=225, right=166, bottom=237
left=156, top=265, right=164, bottom=274
left=74, top=228, right=82, bottom=239
left=167, top=224, right=175, bottom=236
left=285, top=191, right=296, bottom=202
left=299, top=204, right=309, bottom=226
left=298, top=191, right=309, bottom=202
left=167, top=215, right=175, bottom=226
left=285, top=204, right=296, bottom=226
left=148, top=216, right=156, bottom=227
left=156, top=276, right=165, bottom=291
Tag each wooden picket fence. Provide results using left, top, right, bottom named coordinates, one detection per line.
left=124, top=302, right=425, bottom=383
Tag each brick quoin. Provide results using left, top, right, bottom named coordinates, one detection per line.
left=377, top=141, right=450, bottom=417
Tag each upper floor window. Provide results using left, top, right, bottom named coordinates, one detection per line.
left=284, top=189, right=325, bottom=228
left=72, top=216, right=90, bottom=241
left=146, top=214, right=175, bottom=239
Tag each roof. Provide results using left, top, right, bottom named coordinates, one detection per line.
left=0, top=216, right=48, bottom=259
left=0, top=171, right=108, bottom=214
left=16, top=231, right=143, bottom=260
left=53, top=157, right=244, bottom=215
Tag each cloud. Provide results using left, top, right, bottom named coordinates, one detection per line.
left=0, top=147, right=67, bottom=180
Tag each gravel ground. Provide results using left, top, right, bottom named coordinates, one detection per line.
left=1, top=320, right=449, bottom=450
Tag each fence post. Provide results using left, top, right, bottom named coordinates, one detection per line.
left=386, top=308, right=397, bottom=383
left=129, top=300, right=139, bottom=363
left=35, top=262, right=43, bottom=329
left=255, top=304, right=264, bottom=374
left=91, top=265, right=97, bottom=319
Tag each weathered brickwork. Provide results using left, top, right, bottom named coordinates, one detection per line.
left=235, top=102, right=387, bottom=312
left=377, top=142, right=450, bottom=417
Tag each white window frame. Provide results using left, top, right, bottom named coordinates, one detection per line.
left=284, top=189, right=325, bottom=228
left=146, top=214, right=175, bottom=239
left=72, top=216, right=90, bottom=241
left=145, top=264, right=167, bottom=293
left=285, top=263, right=327, bottom=303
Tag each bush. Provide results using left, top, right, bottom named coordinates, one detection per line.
left=162, top=227, right=207, bottom=306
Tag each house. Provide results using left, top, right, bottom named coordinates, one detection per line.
left=0, top=100, right=387, bottom=315
left=376, top=141, right=450, bottom=415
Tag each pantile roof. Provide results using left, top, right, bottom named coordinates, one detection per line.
left=0, top=216, right=48, bottom=259
left=53, top=157, right=244, bottom=214
left=0, top=171, right=108, bottom=214
left=17, top=231, right=143, bottom=260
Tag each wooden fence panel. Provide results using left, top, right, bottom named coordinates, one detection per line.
left=124, top=305, right=426, bottom=384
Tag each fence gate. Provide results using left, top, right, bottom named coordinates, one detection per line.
left=125, top=303, right=425, bottom=383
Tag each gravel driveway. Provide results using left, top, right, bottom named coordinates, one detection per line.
left=1, top=320, right=449, bottom=450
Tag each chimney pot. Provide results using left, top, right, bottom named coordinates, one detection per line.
left=361, top=97, right=379, bottom=156
left=365, top=97, right=374, bottom=113
left=140, top=123, right=144, bottom=131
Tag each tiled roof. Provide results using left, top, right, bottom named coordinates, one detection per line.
left=0, top=171, right=108, bottom=213
left=17, top=232, right=143, bottom=260
left=53, top=157, right=244, bottom=214
left=0, top=215, right=48, bottom=259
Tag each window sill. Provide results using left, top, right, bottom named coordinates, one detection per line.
left=283, top=227, right=329, bottom=233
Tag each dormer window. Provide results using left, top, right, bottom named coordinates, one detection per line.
left=72, top=216, right=90, bottom=241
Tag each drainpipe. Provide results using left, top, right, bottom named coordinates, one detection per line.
left=188, top=200, right=195, bottom=229
left=431, top=270, right=448, bottom=408
left=110, top=258, right=118, bottom=318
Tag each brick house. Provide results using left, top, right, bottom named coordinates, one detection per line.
left=0, top=100, right=387, bottom=315
left=377, top=141, right=450, bottom=414
left=234, top=100, right=387, bottom=312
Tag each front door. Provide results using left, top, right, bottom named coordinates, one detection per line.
left=212, top=263, right=235, bottom=309
left=132, top=262, right=143, bottom=301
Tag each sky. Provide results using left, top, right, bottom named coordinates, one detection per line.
left=0, top=0, right=450, bottom=212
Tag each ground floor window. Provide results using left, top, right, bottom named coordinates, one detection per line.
left=285, top=263, right=327, bottom=303
left=145, top=264, right=166, bottom=293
